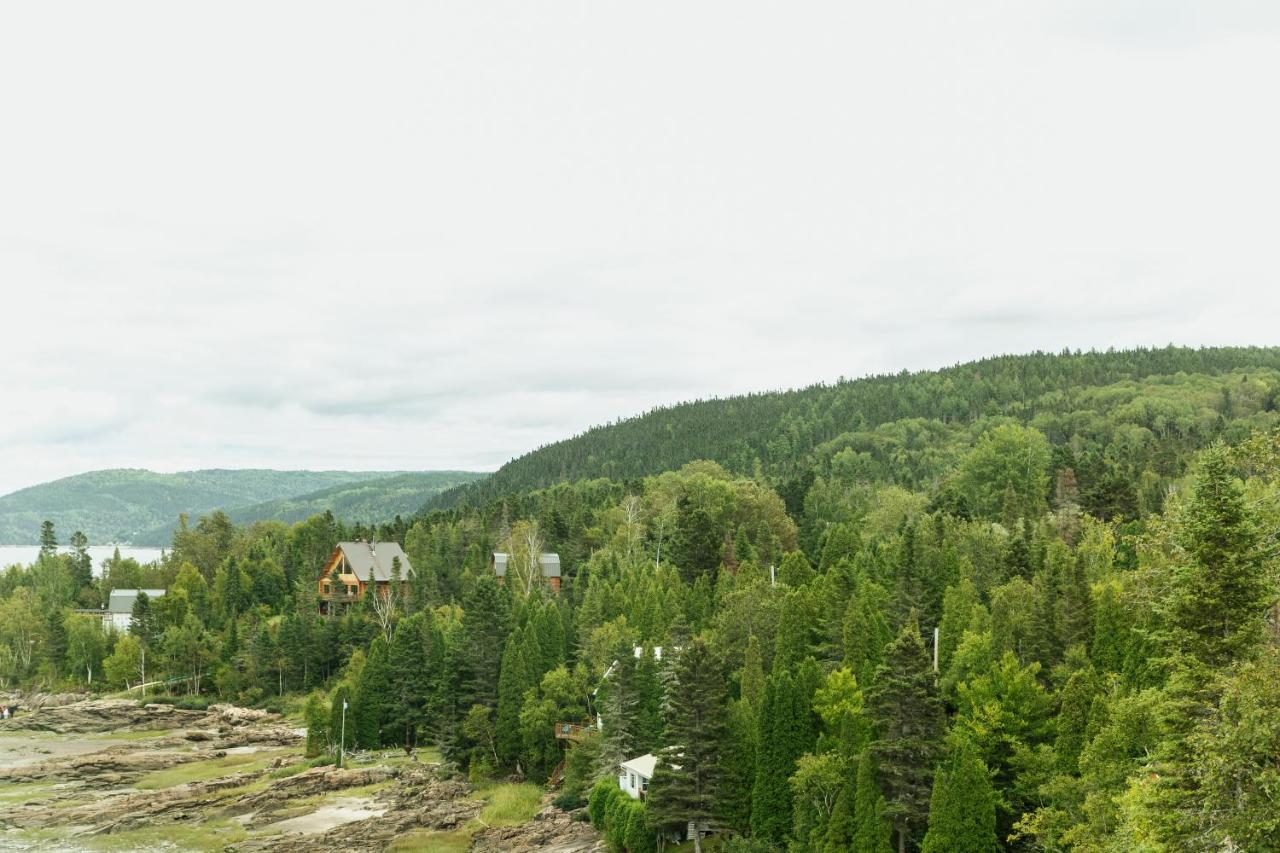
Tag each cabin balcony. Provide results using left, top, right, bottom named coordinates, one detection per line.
left=554, top=722, right=596, bottom=742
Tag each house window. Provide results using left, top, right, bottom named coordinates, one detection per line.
left=630, top=773, right=636, bottom=788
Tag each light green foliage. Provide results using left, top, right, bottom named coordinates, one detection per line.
left=921, top=741, right=999, bottom=853
left=103, top=633, right=143, bottom=689
left=955, top=424, right=1052, bottom=522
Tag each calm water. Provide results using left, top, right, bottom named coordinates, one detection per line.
left=0, top=545, right=166, bottom=577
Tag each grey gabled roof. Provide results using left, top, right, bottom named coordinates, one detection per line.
left=108, top=588, right=166, bottom=614
left=336, top=541, right=414, bottom=583
left=492, top=552, right=561, bottom=579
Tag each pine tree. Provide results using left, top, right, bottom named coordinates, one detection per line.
left=353, top=636, right=394, bottom=748
left=750, top=669, right=809, bottom=843
left=850, top=751, right=894, bottom=853
left=495, top=631, right=531, bottom=767
left=1054, top=665, right=1099, bottom=773
left=1170, top=444, right=1266, bottom=668
left=646, top=638, right=728, bottom=853
left=720, top=698, right=757, bottom=835
left=597, top=643, right=641, bottom=779
left=68, top=530, right=92, bottom=591
left=868, top=615, right=945, bottom=853
left=459, top=577, right=513, bottom=710
left=304, top=691, right=329, bottom=757
left=389, top=612, right=435, bottom=753
left=1057, top=552, right=1094, bottom=652
left=39, top=520, right=58, bottom=558
left=920, top=741, right=999, bottom=853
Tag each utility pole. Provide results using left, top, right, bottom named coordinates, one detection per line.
left=339, top=699, right=348, bottom=768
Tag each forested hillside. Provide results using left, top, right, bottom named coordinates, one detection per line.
left=3, top=347, right=1279, bottom=851
left=0, top=468, right=485, bottom=545
left=433, top=345, right=1280, bottom=513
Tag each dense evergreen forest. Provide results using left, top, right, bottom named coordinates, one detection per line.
left=3, top=347, right=1279, bottom=851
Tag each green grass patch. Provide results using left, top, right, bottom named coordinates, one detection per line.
left=476, top=782, right=544, bottom=826
left=134, top=751, right=284, bottom=790
left=390, top=828, right=474, bottom=852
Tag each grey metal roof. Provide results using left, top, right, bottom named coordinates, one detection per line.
left=336, top=541, right=414, bottom=583
left=492, top=552, right=560, bottom=578
left=108, top=588, right=166, bottom=614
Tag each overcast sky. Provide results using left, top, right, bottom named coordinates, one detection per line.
left=2, top=1, right=1278, bottom=496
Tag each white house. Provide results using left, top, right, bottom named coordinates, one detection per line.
left=106, top=588, right=165, bottom=633
left=619, top=753, right=656, bottom=800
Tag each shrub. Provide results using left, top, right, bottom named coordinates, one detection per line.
left=588, top=777, right=619, bottom=828
left=553, top=790, right=587, bottom=811
left=622, top=801, right=655, bottom=853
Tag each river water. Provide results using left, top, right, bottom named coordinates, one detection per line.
left=0, top=545, right=166, bottom=577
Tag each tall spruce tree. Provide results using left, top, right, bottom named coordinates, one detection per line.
left=646, top=638, right=728, bottom=853
left=353, top=636, right=394, bottom=749
left=1169, top=444, right=1267, bottom=668
left=868, top=615, right=945, bottom=853
left=751, top=668, right=811, bottom=843
left=597, top=643, right=641, bottom=779
left=920, top=741, right=999, bottom=853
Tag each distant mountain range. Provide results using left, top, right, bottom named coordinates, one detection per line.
left=0, top=468, right=488, bottom=546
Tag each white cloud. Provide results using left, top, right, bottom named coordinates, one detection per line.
left=1, top=1, right=1278, bottom=495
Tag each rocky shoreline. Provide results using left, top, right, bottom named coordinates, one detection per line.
left=0, top=695, right=603, bottom=851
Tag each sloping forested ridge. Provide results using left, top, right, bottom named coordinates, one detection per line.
left=431, top=345, right=1280, bottom=510
left=3, top=345, right=1280, bottom=851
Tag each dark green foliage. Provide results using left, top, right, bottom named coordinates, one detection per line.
left=920, top=741, right=999, bottom=853
left=353, top=637, right=394, bottom=748
left=304, top=691, right=328, bottom=757
left=459, top=577, right=512, bottom=710
left=647, top=639, right=729, bottom=842
left=868, top=616, right=945, bottom=852
left=1169, top=445, right=1267, bottom=668
left=431, top=347, right=1280, bottom=508
left=670, top=495, right=723, bottom=583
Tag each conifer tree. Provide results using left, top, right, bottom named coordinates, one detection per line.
left=920, top=741, right=999, bottom=853
left=39, top=520, right=58, bottom=558
left=597, top=643, right=641, bottom=779
left=720, top=697, right=758, bottom=835
left=459, top=577, right=513, bottom=710
left=1057, top=552, right=1094, bottom=651
left=868, top=615, right=945, bottom=853
left=495, top=631, right=531, bottom=767
left=823, top=777, right=856, bottom=853
left=646, top=638, right=728, bottom=853
left=750, top=669, right=809, bottom=842
left=1169, top=444, right=1266, bottom=668
left=304, top=691, right=329, bottom=757
left=353, top=636, right=393, bottom=748
left=850, top=751, right=894, bottom=853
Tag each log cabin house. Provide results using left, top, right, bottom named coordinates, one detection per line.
left=317, top=541, right=413, bottom=614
